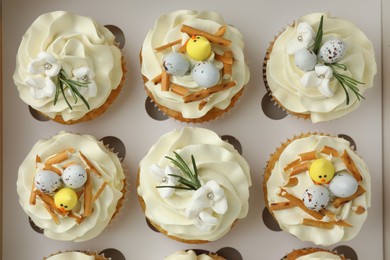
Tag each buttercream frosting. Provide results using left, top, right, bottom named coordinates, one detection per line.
left=13, top=11, right=123, bottom=121
left=17, top=132, right=125, bottom=242
left=266, top=13, right=377, bottom=122
left=266, top=135, right=370, bottom=246
left=46, top=252, right=95, bottom=260
left=141, top=10, right=250, bottom=119
left=165, top=250, right=214, bottom=260
left=295, top=251, right=342, bottom=260
left=138, top=127, right=251, bottom=241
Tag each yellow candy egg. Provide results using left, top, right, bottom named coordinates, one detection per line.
left=186, top=36, right=211, bottom=61
left=54, top=187, right=78, bottom=211
left=309, top=158, right=335, bottom=184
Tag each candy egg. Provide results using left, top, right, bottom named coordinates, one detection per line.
left=309, top=158, right=335, bottom=184
left=34, top=170, right=62, bottom=194
left=162, top=52, right=191, bottom=76
left=294, top=48, right=317, bottom=71
left=329, top=172, right=358, bottom=198
left=186, top=36, right=212, bottom=61
left=319, top=38, right=347, bottom=64
left=192, top=61, right=220, bottom=88
left=54, top=187, right=78, bottom=211
left=302, top=185, right=330, bottom=211
left=62, top=164, right=87, bottom=189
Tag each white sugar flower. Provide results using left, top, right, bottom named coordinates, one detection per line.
left=301, top=64, right=334, bottom=97
left=286, top=22, right=315, bottom=54
left=71, top=67, right=97, bottom=97
left=150, top=164, right=179, bottom=198
left=25, top=75, right=56, bottom=99
left=27, top=52, right=61, bottom=77
left=185, top=180, right=228, bottom=218
left=193, top=209, right=219, bottom=231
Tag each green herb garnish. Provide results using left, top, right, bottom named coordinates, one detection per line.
left=156, top=152, right=201, bottom=191
left=54, top=69, right=90, bottom=110
left=312, top=15, right=324, bottom=54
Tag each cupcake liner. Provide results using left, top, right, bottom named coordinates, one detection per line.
left=281, top=247, right=346, bottom=260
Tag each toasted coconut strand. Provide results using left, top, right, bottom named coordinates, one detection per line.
left=43, top=164, right=62, bottom=176
left=302, top=218, right=334, bottom=229
left=76, top=189, right=84, bottom=199
left=155, top=39, right=182, bottom=52
left=333, top=185, right=366, bottom=208
left=215, top=52, right=234, bottom=65
left=43, top=202, right=59, bottom=225
left=161, top=69, right=170, bottom=91
left=29, top=183, right=37, bottom=205
left=341, top=150, right=363, bottom=182
left=355, top=205, right=366, bottom=215
left=215, top=25, right=227, bottom=37
left=79, top=151, right=102, bottom=177
left=45, top=148, right=75, bottom=165
left=320, top=209, right=337, bottom=221
left=68, top=212, right=83, bottom=224
left=198, top=100, right=208, bottom=110
left=61, top=161, right=77, bottom=169
left=284, top=177, right=299, bottom=187
left=178, top=39, right=189, bottom=53
left=223, top=51, right=233, bottom=77
left=331, top=220, right=353, bottom=227
left=283, top=159, right=300, bottom=172
left=152, top=73, right=162, bottom=84
left=290, top=161, right=311, bottom=176
left=270, top=201, right=296, bottom=210
left=299, top=151, right=317, bottom=161
left=171, top=84, right=189, bottom=96
left=180, top=25, right=232, bottom=46
left=35, top=190, right=67, bottom=216
left=84, top=169, right=93, bottom=217
left=76, top=216, right=86, bottom=224
left=320, top=145, right=340, bottom=157
left=35, top=154, right=41, bottom=166
left=183, top=81, right=236, bottom=103
left=280, top=189, right=324, bottom=220
left=93, top=181, right=108, bottom=202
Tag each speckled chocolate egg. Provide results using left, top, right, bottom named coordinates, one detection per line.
left=34, top=170, right=62, bottom=194
left=294, top=48, right=317, bottom=71
left=302, top=185, right=330, bottom=211
left=62, top=164, right=87, bottom=189
left=192, top=61, right=220, bottom=88
left=329, top=172, right=358, bottom=198
left=163, top=52, right=191, bottom=76
left=319, top=38, right=347, bottom=64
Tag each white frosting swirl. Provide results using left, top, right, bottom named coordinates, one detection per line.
left=138, top=127, right=251, bottom=241
left=266, top=135, right=370, bottom=246
left=46, top=252, right=95, bottom=260
left=165, top=250, right=214, bottom=260
left=266, top=13, right=377, bottom=122
left=296, top=251, right=342, bottom=260
left=141, top=10, right=250, bottom=119
left=13, top=11, right=123, bottom=121
left=17, top=132, right=125, bottom=242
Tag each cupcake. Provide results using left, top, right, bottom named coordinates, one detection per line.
left=137, top=127, right=251, bottom=243
left=282, top=248, right=346, bottom=260
left=165, top=250, right=225, bottom=260
left=13, top=11, right=126, bottom=124
left=140, top=10, right=250, bottom=123
left=44, top=251, right=108, bottom=260
left=263, top=13, right=377, bottom=123
left=17, top=132, right=126, bottom=242
left=263, top=133, right=370, bottom=246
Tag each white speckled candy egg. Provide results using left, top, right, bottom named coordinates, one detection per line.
left=329, top=172, right=358, bottom=198
left=192, top=61, right=220, bottom=88
left=319, top=38, right=347, bottom=64
left=34, top=170, right=62, bottom=194
left=62, top=164, right=87, bottom=189
left=302, top=185, right=330, bottom=211
left=294, top=48, right=317, bottom=71
left=162, top=52, right=190, bottom=76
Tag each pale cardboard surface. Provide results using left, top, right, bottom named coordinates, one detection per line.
left=2, top=0, right=383, bottom=259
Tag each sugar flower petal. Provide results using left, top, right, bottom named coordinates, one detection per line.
left=286, top=22, right=315, bottom=54
left=28, top=52, right=61, bottom=77
left=25, top=75, right=56, bottom=99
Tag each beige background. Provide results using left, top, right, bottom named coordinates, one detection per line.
left=2, top=0, right=385, bottom=259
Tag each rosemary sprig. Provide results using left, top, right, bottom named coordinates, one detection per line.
left=157, top=152, right=201, bottom=191
left=327, top=63, right=365, bottom=105
left=312, top=15, right=324, bottom=54
left=53, top=69, right=90, bottom=110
